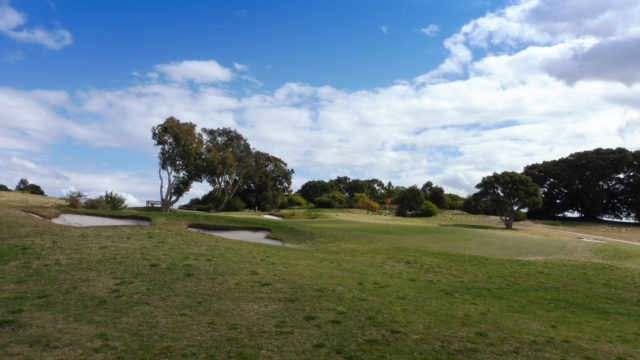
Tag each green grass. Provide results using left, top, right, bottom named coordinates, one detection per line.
left=1, top=194, right=640, bottom=359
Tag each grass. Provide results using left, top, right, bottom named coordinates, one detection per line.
left=1, top=192, right=640, bottom=359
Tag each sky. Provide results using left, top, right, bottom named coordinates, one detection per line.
left=1, top=0, right=639, bottom=206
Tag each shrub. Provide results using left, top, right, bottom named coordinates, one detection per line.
left=0, top=184, right=10, bottom=192
left=326, top=190, right=348, bottom=207
left=284, top=193, right=308, bottom=208
left=26, top=184, right=45, bottom=196
left=514, top=209, right=527, bottom=222
left=315, top=195, right=337, bottom=208
left=103, top=191, right=127, bottom=210
left=421, top=200, right=438, bottom=217
left=226, top=197, right=246, bottom=212
left=357, top=198, right=379, bottom=212
left=395, top=204, right=408, bottom=217
left=65, top=191, right=86, bottom=208
left=84, top=197, right=109, bottom=210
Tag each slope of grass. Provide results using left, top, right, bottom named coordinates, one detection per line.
left=1, top=194, right=639, bottom=359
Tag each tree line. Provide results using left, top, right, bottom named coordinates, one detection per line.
left=0, top=178, right=46, bottom=195
left=153, top=120, right=637, bottom=227
left=152, top=117, right=294, bottom=212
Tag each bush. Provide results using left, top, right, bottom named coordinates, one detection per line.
left=326, top=190, right=348, bottom=207
left=357, top=198, right=379, bottom=212
left=395, top=204, right=408, bottom=217
left=103, top=191, right=127, bottom=210
left=284, top=193, right=308, bottom=208
left=84, top=197, right=109, bottom=210
left=65, top=191, right=86, bottom=208
left=0, top=184, right=10, bottom=192
left=514, top=209, right=527, bottom=222
left=226, top=197, right=246, bottom=211
left=421, top=200, right=438, bottom=217
left=26, top=184, right=45, bottom=196
left=315, top=195, right=337, bottom=208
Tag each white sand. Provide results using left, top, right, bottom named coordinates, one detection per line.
left=190, top=228, right=296, bottom=247
left=580, top=238, right=606, bottom=243
left=51, top=214, right=150, bottom=227
left=262, top=214, right=284, bottom=220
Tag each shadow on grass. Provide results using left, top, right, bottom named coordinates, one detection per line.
left=439, top=223, right=500, bottom=230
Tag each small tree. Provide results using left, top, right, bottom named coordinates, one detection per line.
left=0, top=184, right=10, bottom=192
left=152, top=117, right=203, bottom=212
left=15, top=178, right=29, bottom=192
left=393, top=185, right=425, bottom=216
left=65, top=191, right=86, bottom=208
left=103, top=191, right=127, bottom=210
left=475, top=172, right=542, bottom=229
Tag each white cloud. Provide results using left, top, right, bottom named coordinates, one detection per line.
left=419, top=24, right=440, bottom=37
left=0, top=3, right=72, bottom=50
left=156, top=59, right=234, bottom=83
left=2, top=0, right=640, bottom=201
left=234, top=62, right=249, bottom=71
left=381, top=25, right=388, bottom=34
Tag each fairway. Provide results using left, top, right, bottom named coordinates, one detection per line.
left=1, top=193, right=640, bottom=359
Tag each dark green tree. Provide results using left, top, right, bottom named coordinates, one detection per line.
left=201, top=127, right=254, bottom=212
left=524, top=148, right=632, bottom=220
left=428, top=186, right=448, bottom=209
left=394, top=185, right=425, bottom=216
left=237, top=151, right=294, bottom=211
left=476, top=171, right=542, bottom=229
left=15, top=178, right=45, bottom=195
left=0, top=184, right=10, bottom=192
left=151, top=116, right=203, bottom=212
left=298, top=180, right=332, bottom=203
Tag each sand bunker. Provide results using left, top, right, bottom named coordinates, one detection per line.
left=262, top=214, right=284, bottom=220
left=51, top=214, right=150, bottom=227
left=580, top=238, right=606, bottom=243
left=189, top=227, right=296, bottom=247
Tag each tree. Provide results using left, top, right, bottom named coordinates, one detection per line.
left=428, top=186, right=448, bottom=209
left=0, top=184, right=10, bottom=192
left=237, top=151, right=294, bottom=211
left=298, top=180, right=332, bottom=204
left=393, top=185, right=425, bottom=216
left=475, top=171, right=542, bottom=229
left=421, top=181, right=433, bottom=195
left=15, top=178, right=29, bottom=191
left=524, top=148, right=633, bottom=220
left=622, top=150, right=640, bottom=221
left=15, top=178, right=45, bottom=195
left=201, top=127, right=254, bottom=211
left=151, top=117, right=203, bottom=212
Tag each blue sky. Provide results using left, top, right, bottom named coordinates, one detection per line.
left=1, top=0, right=639, bottom=206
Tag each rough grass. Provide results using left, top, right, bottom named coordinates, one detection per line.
left=1, top=193, right=640, bottom=359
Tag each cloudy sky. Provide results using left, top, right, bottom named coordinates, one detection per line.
left=1, top=0, right=639, bottom=206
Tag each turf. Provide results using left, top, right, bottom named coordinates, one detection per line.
left=1, top=193, right=639, bottom=359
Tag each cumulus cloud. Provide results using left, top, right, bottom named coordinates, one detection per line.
left=0, top=2, right=72, bottom=50
left=2, top=0, right=640, bottom=202
left=156, top=59, right=234, bottom=83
